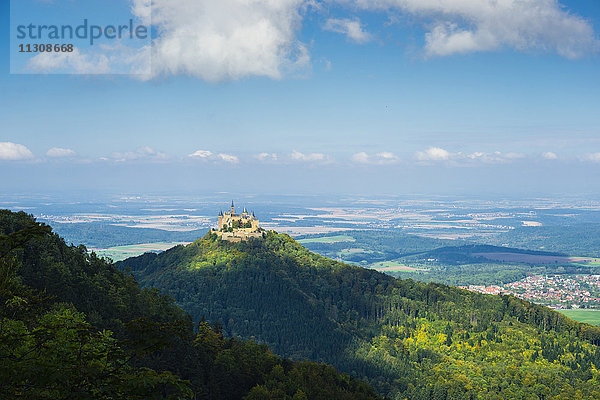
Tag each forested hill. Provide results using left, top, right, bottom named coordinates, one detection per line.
left=119, top=230, right=600, bottom=400
left=0, top=210, right=381, bottom=400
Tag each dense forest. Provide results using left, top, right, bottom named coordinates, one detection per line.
left=0, top=210, right=381, bottom=399
left=120, top=231, right=600, bottom=399
left=297, top=230, right=460, bottom=265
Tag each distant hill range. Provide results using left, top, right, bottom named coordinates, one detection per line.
left=420, top=244, right=580, bottom=264
left=118, top=230, right=600, bottom=399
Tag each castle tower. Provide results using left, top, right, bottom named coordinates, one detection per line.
left=216, top=202, right=261, bottom=240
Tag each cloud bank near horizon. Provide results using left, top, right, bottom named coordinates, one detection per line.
left=3, top=142, right=595, bottom=167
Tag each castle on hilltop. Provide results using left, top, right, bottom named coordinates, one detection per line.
left=213, top=201, right=263, bottom=242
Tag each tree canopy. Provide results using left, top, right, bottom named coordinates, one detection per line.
left=0, top=210, right=381, bottom=400
left=120, top=230, right=600, bottom=399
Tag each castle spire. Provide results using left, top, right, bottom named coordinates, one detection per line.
left=231, top=200, right=235, bottom=214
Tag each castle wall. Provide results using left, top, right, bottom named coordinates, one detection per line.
left=214, top=230, right=264, bottom=242
left=217, top=204, right=261, bottom=239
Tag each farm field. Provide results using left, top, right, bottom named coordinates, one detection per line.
left=297, top=235, right=355, bottom=244
left=93, top=241, right=190, bottom=261
left=558, top=309, right=600, bottom=326
left=369, top=261, right=430, bottom=272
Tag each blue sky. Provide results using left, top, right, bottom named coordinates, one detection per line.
left=1, top=0, right=599, bottom=197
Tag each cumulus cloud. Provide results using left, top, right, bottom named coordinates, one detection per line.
left=26, top=43, right=151, bottom=75
left=255, top=151, right=330, bottom=163
left=416, top=147, right=450, bottom=161
left=217, top=153, right=239, bottom=164
left=27, top=48, right=112, bottom=74
left=46, top=147, right=76, bottom=158
left=290, top=150, right=329, bottom=162
left=107, top=146, right=168, bottom=162
left=255, top=152, right=279, bottom=162
left=133, top=0, right=310, bottom=81
left=351, top=152, right=370, bottom=164
left=26, top=1, right=596, bottom=78
left=0, top=142, right=34, bottom=161
left=189, top=149, right=213, bottom=159
left=466, top=151, right=524, bottom=163
left=582, top=153, right=600, bottom=163
left=352, top=151, right=399, bottom=164
left=542, top=151, right=558, bottom=160
left=324, top=17, right=373, bottom=44
left=345, top=0, right=598, bottom=58
left=189, top=149, right=239, bottom=164
left=415, top=147, right=529, bottom=164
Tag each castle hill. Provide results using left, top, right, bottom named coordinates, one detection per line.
left=212, top=201, right=264, bottom=242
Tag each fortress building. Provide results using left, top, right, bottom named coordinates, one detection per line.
left=214, top=201, right=263, bottom=242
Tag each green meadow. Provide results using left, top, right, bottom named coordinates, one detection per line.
left=369, top=260, right=430, bottom=272
left=95, top=242, right=189, bottom=262
left=558, top=309, right=600, bottom=326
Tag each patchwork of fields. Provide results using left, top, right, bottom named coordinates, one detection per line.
left=93, top=242, right=190, bottom=261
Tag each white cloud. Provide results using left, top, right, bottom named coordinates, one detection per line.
left=26, top=43, right=152, bottom=75
left=352, top=151, right=399, bottom=164
left=345, top=0, right=598, bottom=58
left=26, top=0, right=596, bottom=79
left=189, top=149, right=239, bottom=163
left=27, top=48, right=112, bottom=74
left=466, top=151, right=523, bottom=163
left=133, top=0, right=310, bottom=81
left=324, top=17, right=373, bottom=44
left=582, top=153, right=600, bottom=163
left=376, top=151, right=398, bottom=162
left=46, top=147, right=76, bottom=158
left=255, top=152, right=279, bottom=162
left=415, top=147, right=529, bottom=164
left=0, top=142, right=34, bottom=161
left=217, top=153, right=239, bottom=164
left=29, top=0, right=596, bottom=79
left=542, top=151, right=558, bottom=160
left=416, top=147, right=450, bottom=161
left=189, top=149, right=213, bottom=158
left=108, top=146, right=168, bottom=162
left=351, top=151, right=370, bottom=164
left=290, top=150, right=329, bottom=162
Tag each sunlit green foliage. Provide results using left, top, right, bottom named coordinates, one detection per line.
left=121, top=230, right=600, bottom=399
